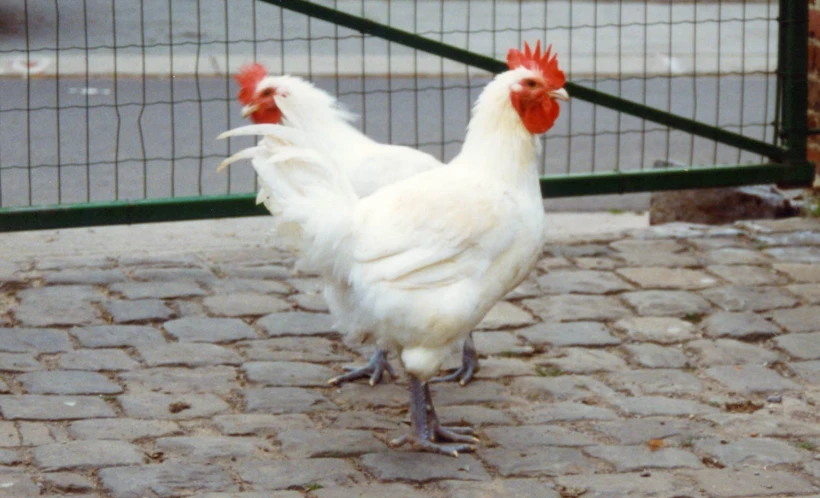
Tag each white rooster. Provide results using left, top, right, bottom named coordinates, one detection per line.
left=219, top=41, right=568, bottom=455
left=222, top=64, right=481, bottom=386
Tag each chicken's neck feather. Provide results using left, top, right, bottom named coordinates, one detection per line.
left=452, top=71, right=541, bottom=191
left=274, top=81, right=376, bottom=156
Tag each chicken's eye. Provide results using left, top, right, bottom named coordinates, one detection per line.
left=259, top=88, right=274, bottom=97
left=523, top=79, right=538, bottom=88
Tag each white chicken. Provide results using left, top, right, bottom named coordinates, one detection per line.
left=222, top=64, right=481, bottom=386
left=219, top=41, right=568, bottom=455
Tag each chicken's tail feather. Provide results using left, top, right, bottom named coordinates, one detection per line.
left=218, top=124, right=357, bottom=277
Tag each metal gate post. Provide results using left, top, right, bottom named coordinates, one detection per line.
left=780, top=0, right=811, bottom=182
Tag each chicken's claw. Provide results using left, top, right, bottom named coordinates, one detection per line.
left=389, top=434, right=476, bottom=457
left=431, top=333, right=479, bottom=386
left=328, top=348, right=396, bottom=387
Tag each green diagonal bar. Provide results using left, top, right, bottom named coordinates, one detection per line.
left=264, top=0, right=785, bottom=160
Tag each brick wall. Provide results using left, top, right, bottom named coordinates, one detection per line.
left=810, top=1, right=820, bottom=174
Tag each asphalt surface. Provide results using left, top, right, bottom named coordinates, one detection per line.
left=1, top=74, right=776, bottom=208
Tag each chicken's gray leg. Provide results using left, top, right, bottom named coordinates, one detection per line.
left=390, top=375, right=477, bottom=456
left=328, top=348, right=396, bottom=387
left=431, top=333, right=479, bottom=385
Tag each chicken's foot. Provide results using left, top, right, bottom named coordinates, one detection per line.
left=328, top=348, right=396, bottom=387
left=390, top=375, right=477, bottom=456
left=431, top=333, right=479, bottom=386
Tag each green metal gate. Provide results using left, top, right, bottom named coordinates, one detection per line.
left=0, top=0, right=813, bottom=232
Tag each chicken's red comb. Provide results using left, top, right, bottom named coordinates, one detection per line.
left=235, top=63, right=268, bottom=105
left=506, top=41, right=566, bottom=87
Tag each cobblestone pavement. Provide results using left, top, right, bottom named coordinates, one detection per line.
left=1, top=217, right=820, bottom=497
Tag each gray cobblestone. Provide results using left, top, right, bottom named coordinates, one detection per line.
left=314, top=484, right=429, bottom=498
left=476, top=301, right=534, bottom=330
left=213, top=413, right=313, bottom=436
left=612, top=316, right=697, bottom=343
left=0, top=421, right=20, bottom=447
left=611, top=396, right=717, bottom=416
left=518, top=402, right=618, bottom=423
left=19, top=421, right=62, bottom=445
left=290, top=292, right=329, bottom=312
left=607, top=369, right=703, bottom=395
left=687, top=339, right=781, bottom=366
left=764, top=246, right=820, bottom=263
left=701, top=311, right=781, bottom=340
left=0, top=352, right=41, bottom=372
left=769, top=305, right=820, bottom=333
left=774, top=262, right=820, bottom=282
left=593, top=417, right=712, bottom=445
left=555, top=472, right=696, bottom=498
left=704, top=248, right=769, bottom=265
left=775, top=331, right=820, bottom=360
left=623, top=344, right=689, bottom=368
left=523, top=295, right=631, bottom=322
left=539, top=348, right=628, bottom=374
left=209, top=278, right=291, bottom=295
left=0, top=395, right=115, bottom=420
left=99, top=463, right=237, bottom=498
left=163, top=316, right=258, bottom=343
left=788, top=283, right=820, bottom=303
left=131, top=267, right=216, bottom=283
left=511, top=375, right=617, bottom=402
left=0, top=473, right=40, bottom=496
left=705, top=365, right=801, bottom=394
left=111, top=281, right=207, bottom=299
left=37, top=255, right=111, bottom=270
left=361, top=452, right=489, bottom=481
left=473, top=331, right=528, bottom=356
left=120, top=366, right=239, bottom=393
left=236, top=337, right=351, bottom=362
left=155, top=436, right=271, bottom=460
left=585, top=445, right=703, bottom=471
left=621, top=290, right=712, bottom=317
left=41, top=472, right=96, bottom=494
left=706, top=265, right=786, bottom=286
left=245, top=387, right=337, bottom=414
left=218, top=264, right=291, bottom=280
left=59, top=349, right=140, bottom=371
left=278, top=429, right=386, bottom=458
left=237, top=459, right=363, bottom=489
left=519, top=322, right=620, bottom=348
left=790, top=360, right=820, bottom=383
left=437, top=405, right=516, bottom=427
left=68, top=419, right=182, bottom=440
left=481, top=447, right=596, bottom=477
left=244, top=361, right=335, bottom=387
left=537, top=270, right=632, bottom=294
left=118, top=393, right=231, bottom=419
left=484, top=425, right=595, bottom=448
left=72, top=325, right=165, bottom=348
left=137, top=343, right=242, bottom=366
left=34, top=440, right=142, bottom=470
left=617, top=267, right=718, bottom=290
left=257, top=312, right=335, bottom=336
left=204, top=293, right=292, bottom=317
left=45, top=269, right=128, bottom=285
left=103, top=299, right=174, bottom=323
left=694, top=437, right=808, bottom=467
left=14, top=285, right=105, bottom=326
left=686, top=469, right=817, bottom=497
left=19, top=371, right=122, bottom=395
left=0, top=328, right=72, bottom=353
left=701, top=285, right=799, bottom=312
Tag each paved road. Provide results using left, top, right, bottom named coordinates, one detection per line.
left=0, top=216, right=818, bottom=496
left=0, top=73, right=775, bottom=208
left=1, top=0, right=776, bottom=77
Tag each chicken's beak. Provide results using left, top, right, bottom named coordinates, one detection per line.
left=241, top=103, right=260, bottom=118
left=549, top=88, right=570, bottom=101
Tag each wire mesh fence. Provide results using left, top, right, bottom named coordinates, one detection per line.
left=0, top=0, right=781, bottom=209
